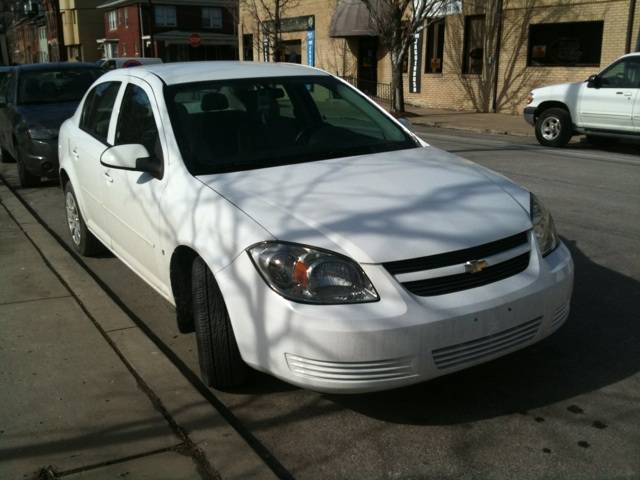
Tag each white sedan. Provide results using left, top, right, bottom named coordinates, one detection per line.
left=59, top=62, right=574, bottom=393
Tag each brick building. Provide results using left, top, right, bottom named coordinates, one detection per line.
left=42, top=0, right=66, bottom=61
left=239, top=0, right=640, bottom=113
left=59, top=0, right=106, bottom=61
left=97, top=0, right=237, bottom=62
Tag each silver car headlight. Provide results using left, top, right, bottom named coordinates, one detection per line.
left=530, top=194, right=559, bottom=257
left=248, top=242, right=379, bottom=304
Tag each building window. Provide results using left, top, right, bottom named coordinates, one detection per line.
left=425, top=19, right=445, bottom=74
left=105, top=42, right=117, bottom=58
left=155, top=5, right=177, bottom=27
left=243, top=34, right=253, bottom=61
left=202, top=7, right=222, bottom=29
left=528, top=21, right=603, bottom=67
left=108, top=10, right=117, bottom=31
left=277, top=40, right=301, bottom=63
left=462, top=15, right=484, bottom=74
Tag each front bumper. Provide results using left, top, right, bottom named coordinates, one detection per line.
left=21, top=137, right=59, bottom=178
left=216, top=236, right=574, bottom=394
left=523, top=106, right=536, bottom=126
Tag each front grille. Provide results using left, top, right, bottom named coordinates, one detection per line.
left=285, top=354, right=417, bottom=382
left=432, top=316, right=542, bottom=370
left=383, top=231, right=530, bottom=297
left=384, top=231, right=528, bottom=275
left=402, top=253, right=530, bottom=296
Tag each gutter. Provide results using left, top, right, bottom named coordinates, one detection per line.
left=626, top=0, right=637, bottom=54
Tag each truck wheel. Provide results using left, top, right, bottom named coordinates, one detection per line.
left=192, top=257, right=248, bottom=389
left=535, top=108, right=572, bottom=147
left=64, top=183, right=105, bottom=256
left=17, top=149, right=41, bottom=187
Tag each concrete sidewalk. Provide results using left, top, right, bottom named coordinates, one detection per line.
left=402, top=105, right=534, bottom=137
left=0, top=183, right=275, bottom=480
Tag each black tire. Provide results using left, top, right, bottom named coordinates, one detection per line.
left=16, top=149, right=41, bottom=187
left=535, top=108, right=573, bottom=147
left=64, top=183, right=105, bottom=256
left=192, top=257, right=248, bottom=389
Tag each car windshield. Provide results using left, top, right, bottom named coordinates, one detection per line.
left=164, top=75, right=418, bottom=175
left=18, top=68, right=101, bottom=105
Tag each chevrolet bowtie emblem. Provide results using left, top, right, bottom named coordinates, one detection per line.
left=465, top=259, right=489, bottom=274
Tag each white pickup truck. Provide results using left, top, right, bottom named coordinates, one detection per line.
left=524, top=53, right=640, bottom=147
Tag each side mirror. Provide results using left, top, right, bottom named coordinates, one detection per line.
left=100, top=144, right=163, bottom=179
left=397, top=116, right=414, bottom=132
left=587, top=74, right=600, bottom=88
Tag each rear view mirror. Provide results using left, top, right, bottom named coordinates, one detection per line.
left=100, top=144, right=163, bottom=179
left=587, top=74, right=601, bottom=88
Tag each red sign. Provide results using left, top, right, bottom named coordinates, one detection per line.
left=189, top=33, right=202, bottom=47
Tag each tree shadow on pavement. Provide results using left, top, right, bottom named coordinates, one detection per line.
left=330, top=240, right=640, bottom=425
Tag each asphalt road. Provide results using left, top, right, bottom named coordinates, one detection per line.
left=2, top=128, right=639, bottom=479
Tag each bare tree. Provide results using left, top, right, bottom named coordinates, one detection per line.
left=362, top=0, right=458, bottom=112
left=242, top=0, right=300, bottom=62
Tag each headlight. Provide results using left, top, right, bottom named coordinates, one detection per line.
left=248, top=242, right=379, bottom=304
left=28, top=126, right=58, bottom=140
left=530, top=194, right=559, bottom=256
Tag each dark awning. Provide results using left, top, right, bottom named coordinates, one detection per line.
left=330, top=0, right=377, bottom=38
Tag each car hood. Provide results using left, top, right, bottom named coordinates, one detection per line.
left=198, top=147, right=532, bottom=264
left=16, top=101, right=79, bottom=132
left=532, top=81, right=584, bottom=97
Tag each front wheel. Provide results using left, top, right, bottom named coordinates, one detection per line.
left=535, top=108, right=573, bottom=147
left=192, top=257, right=248, bottom=389
left=64, top=183, right=105, bottom=256
left=16, top=149, right=41, bottom=187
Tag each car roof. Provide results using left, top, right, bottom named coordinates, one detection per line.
left=14, top=62, right=101, bottom=72
left=121, top=61, right=329, bottom=85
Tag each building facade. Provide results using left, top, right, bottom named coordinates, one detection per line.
left=97, top=0, right=237, bottom=62
left=239, top=0, right=640, bottom=113
left=60, top=0, right=106, bottom=62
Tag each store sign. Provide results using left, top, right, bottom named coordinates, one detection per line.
left=264, top=15, right=314, bottom=33
left=409, top=31, right=423, bottom=93
left=306, top=30, right=315, bottom=66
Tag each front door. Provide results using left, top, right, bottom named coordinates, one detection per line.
left=103, top=78, right=167, bottom=288
left=579, top=56, right=640, bottom=132
left=357, top=37, right=378, bottom=96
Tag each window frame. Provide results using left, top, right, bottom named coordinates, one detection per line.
left=107, top=10, right=117, bottom=31
left=424, top=18, right=445, bottom=74
left=202, top=6, right=222, bottom=29
left=154, top=5, right=177, bottom=27
left=462, top=14, right=485, bottom=75
left=114, top=81, right=166, bottom=167
left=79, top=81, right=122, bottom=145
left=527, top=21, right=604, bottom=68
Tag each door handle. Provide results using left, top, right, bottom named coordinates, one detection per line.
left=71, top=147, right=79, bottom=159
left=104, top=171, right=113, bottom=183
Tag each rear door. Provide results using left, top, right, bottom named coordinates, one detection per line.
left=579, top=57, right=640, bottom=132
left=70, top=80, right=122, bottom=242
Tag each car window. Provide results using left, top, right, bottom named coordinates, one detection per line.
left=80, top=81, right=121, bottom=143
left=164, top=76, right=417, bottom=175
left=115, top=84, right=163, bottom=162
left=17, top=68, right=102, bottom=105
left=599, top=58, right=640, bottom=88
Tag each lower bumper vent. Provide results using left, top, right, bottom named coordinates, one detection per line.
left=285, top=354, right=417, bottom=383
left=432, top=316, right=543, bottom=370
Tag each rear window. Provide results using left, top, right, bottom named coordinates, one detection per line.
left=18, top=68, right=102, bottom=105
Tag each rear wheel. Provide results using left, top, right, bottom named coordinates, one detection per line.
left=192, top=256, right=248, bottom=389
left=535, top=108, right=572, bottom=147
left=64, top=183, right=105, bottom=256
left=16, top=149, right=41, bottom=187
